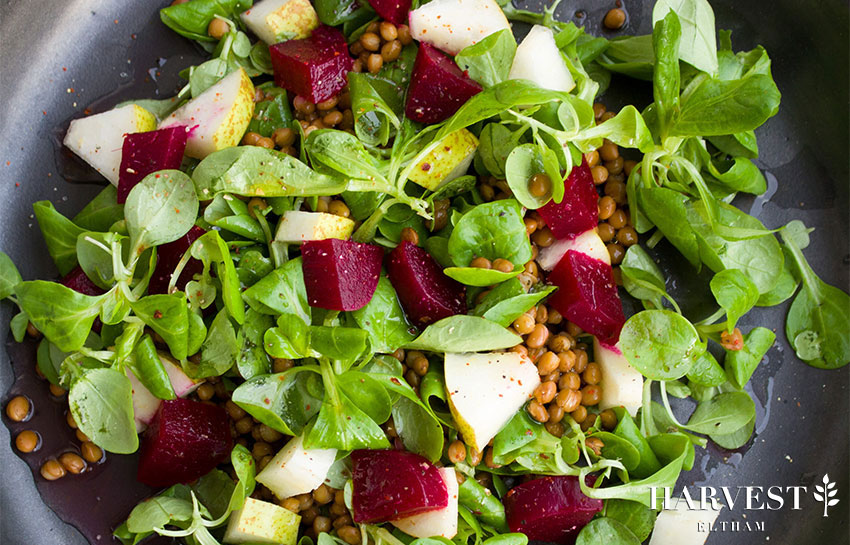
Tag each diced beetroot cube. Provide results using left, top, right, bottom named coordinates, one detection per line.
left=117, top=126, right=188, bottom=204
left=405, top=43, right=482, bottom=124
left=547, top=250, right=625, bottom=344
left=147, top=225, right=206, bottom=295
left=504, top=476, right=602, bottom=543
left=269, top=25, right=354, bottom=104
left=537, top=160, right=599, bottom=240
left=137, top=398, right=232, bottom=488
left=301, top=239, right=384, bottom=311
left=367, top=0, right=411, bottom=24
left=386, top=241, right=466, bottom=327
left=351, top=449, right=448, bottom=523
left=61, top=265, right=106, bottom=296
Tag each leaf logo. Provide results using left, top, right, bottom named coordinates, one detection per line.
left=813, top=474, right=840, bottom=517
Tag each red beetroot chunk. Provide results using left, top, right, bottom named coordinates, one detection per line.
left=386, top=241, right=466, bottom=327
left=547, top=250, right=625, bottom=344
left=505, top=475, right=603, bottom=544
left=351, top=449, right=448, bottom=523
left=137, top=398, right=232, bottom=488
left=147, top=225, right=206, bottom=295
left=537, top=160, right=599, bottom=240
left=117, top=126, right=188, bottom=204
left=301, top=239, right=384, bottom=311
left=367, top=0, right=411, bottom=24
left=61, top=265, right=106, bottom=296
left=405, top=43, right=482, bottom=124
left=269, top=25, right=354, bottom=104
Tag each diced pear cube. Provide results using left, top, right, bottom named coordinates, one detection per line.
left=63, top=105, right=157, bottom=185
left=274, top=211, right=355, bottom=244
left=223, top=497, right=301, bottom=545
left=256, top=435, right=338, bottom=499
left=241, top=0, right=319, bottom=45
left=594, top=336, right=643, bottom=417
left=408, top=129, right=478, bottom=191
left=508, top=25, right=576, bottom=93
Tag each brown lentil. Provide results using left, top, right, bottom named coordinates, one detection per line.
left=467, top=447, right=483, bottom=466
left=592, top=103, right=607, bottom=119
left=400, top=226, right=420, bottom=246
left=585, top=149, right=600, bottom=168
left=196, top=383, right=215, bottom=401
left=600, top=409, right=618, bottom=431
left=603, top=8, right=627, bottom=29
left=242, top=131, right=262, bottom=146
left=397, top=24, right=413, bottom=45
left=617, top=226, right=639, bottom=246
left=513, top=314, right=535, bottom=335
left=581, top=385, right=602, bottom=406
left=313, top=516, right=332, bottom=534
left=6, top=395, right=30, bottom=422
left=534, top=381, right=557, bottom=404
left=598, top=223, right=616, bottom=242
left=41, top=459, right=66, bottom=481
left=583, top=362, right=602, bottom=385
left=559, top=371, right=582, bottom=391
left=558, top=351, right=577, bottom=372
left=585, top=436, right=605, bottom=456
left=59, top=452, right=86, bottom=474
left=75, top=429, right=89, bottom=442
left=484, top=448, right=502, bottom=469
left=447, top=440, right=466, bottom=463
left=608, top=209, right=628, bottom=229
left=493, top=258, right=514, bottom=273
left=599, top=140, right=619, bottom=161
left=528, top=173, right=551, bottom=197
left=607, top=243, right=625, bottom=264
left=381, top=40, right=403, bottom=62
left=527, top=400, right=549, bottom=423
left=605, top=156, right=625, bottom=175
left=208, top=17, right=229, bottom=40
left=598, top=196, right=616, bottom=220
left=471, top=256, right=492, bottom=269
left=531, top=228, right=555, bottom=248
left=526, top=324, right=550, bottom=349
left=333, top=515, right=354, bottom=529
left=81, top=441, right=102, bottom=463
left=605, top=179, right=627, bottom=204
left=545, top=421, right=565, bottom=437
left=537, top=352, right=560, bottom=375
left=26, top=322, right=41, bottom=339
left=283, top=497, right=301, bottom=512
left=15, top=430, right=39, bottom=453
left=338, top=526, right=361, bottom=545
left=570, top=405, right=588, bottom=423
left=547, top=308, right=563, bottom=325
left=591, top=165, right=609, bottom=185
left=328, top=200, right=351, bottom=218
left=367, top=53, right=383, bottom=74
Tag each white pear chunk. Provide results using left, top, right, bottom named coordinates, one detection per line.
left=159, top=68, right=255, bottom=159
left=508, top=25, right=575, bottom=92
left=408, top=129, right=479, bottom=191
left=224, top=497, right=301, bottom=545
left=392, top=467, right=459, bottom=538
left=409, top=0, right=510, bottom=55
left=538, top=228, right=610, bottom=271
left=274, top=211, right=355, bottom=244
left=648, top=498, right=722, bottom=545
left=256, top=435, right=338, bottom=499
left=63, top=104, right=157, bottom=185
left=445, top=352, right=540, bottom=453
left=594, top=336, right=643, bottom=416
left=240, top=0, right=319, bottom=44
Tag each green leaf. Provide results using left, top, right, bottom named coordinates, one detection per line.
left=706, top=156, right=766, bottom=194
left=391, top=395, right=444, bottom=463
left=651, top=11, right=681, bottom=137
left=686, top=350, right=726, bottom=387
left=131, top=335, right=177, bottom=400
left=76, top=231, right=125, bottom=289
left=193, top=146, right=347, bottom=199
left=310, top=326, right=369, bottom=362
left=448, top=200, right=532, bottom=268
left=652, top=0, right=718, bottom=74
left=126, top=496, right=193, bottom=534
left=710, top=268, right=760, bottom=332
left=305, top=389, right=389, bottom=450
left=443, top=266, right=522, bottom=287
left=404, top=315, right=521, bottom=352
left=247, top=84, right=293, bottom=137
left=781, top=226, right=850, bottom=369
left=125, top=170, right=199, bottom=252
left=611, top=408, right=662, bottom=479
left=73, top=185, right=125, bottom=232
left=69, top=368, right=139, bottom=454
left=352, top=277, right=416, bottom=353
left=15, top=281, right=101, bottom=352
left=232, top=368, right=323, bottom=435
left=685, top=391, right=756, bottom=435
left=575, top=517, right=640, bottom=545
left=591, top=431, right=642, bottom=472
left=160, top=0, right=252, bottom=43
left=603, top=500, right=656, bottom=542
left=504, top=143, right=559, bottom=210
left=455, top=29, right=517, bottom=87
left=191, top=230, right=245, bottom=323
left=10, top=311, right=28, bottom=342
left=574, top=106, right=654, bottom=153
left=242, top=257, right=310, bottom=324
left=474, top=283, right=557, bottom=328
left=458, top=476, right=509, bottom=532
left=186, top=309, right=239, bottom=378
left=620, top=245, right=666, bottom=307
left=725, top=327, right=774, bottom=388
left=203, top=194, right=265, bottom=241
left=348, top=72, right=402, bottom=147
left=236, top=309, right=273, bottom=380
left=0, top=251, right=22, bottom=299
left=131, top=293, right=190, bottom=360
left=33, top=201, right=85, bottom=275
left=620, top=310, right=702, bottom=380
left=709, top=415, right=755, bottom=449
left=638, top=186, right=700, bottom=267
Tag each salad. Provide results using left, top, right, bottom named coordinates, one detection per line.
left=1, top=0, right=848, bottom=544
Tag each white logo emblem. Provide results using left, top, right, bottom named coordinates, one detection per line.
left=813, top=474, right=839, bottom=517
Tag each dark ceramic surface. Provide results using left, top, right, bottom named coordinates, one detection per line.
left=0, top=1, right=847, bottom=544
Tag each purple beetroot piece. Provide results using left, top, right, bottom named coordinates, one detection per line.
left=386, top=241, right=466, bottom=327
left=504, top=476, right=603, bottom=543
left=269, top=25, right=354, bottom=104
left=117, top=126, right=188, bottom=204
left=137, top=398, right=232, bottom=488
left=537, top=160, right=599, bottom=240
left=547, top=250, right=625, bottom=344
left=61, top=265, right=106, bottom=296
left=351, top=449, right=448, bottom=523
left=147, top=225, right=206, bottom=295
left=301, top=239, right=383, bottom=311
left=367, top=0, right=411, bottom=24
left=405, top=43, right=482, bottom=124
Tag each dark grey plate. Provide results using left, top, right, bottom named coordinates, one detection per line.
left=0, top=1, right=847, bottom=544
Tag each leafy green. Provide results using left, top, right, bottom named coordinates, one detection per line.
left=247, top=84, right=292, bottom=137
left=352, top=277, right=415, bottom=353
left=455, top=29, right=517, bottom=87
left=33, top=201, right=84, bottom=275
left=686, top=350, right=726, bottom=387
left=685, top=391, right=755, bottom=435
left=457, top=476, right=509, bottom=532
left=620, top=245, right=666, bottom=308
left=651, top=11, right=681, bottom=138
left=604, top=500, right=657, bottom=542
left=69, top=367, right=138, bottom=454
left=0, top=251, right=22, bottom=299
left=473, top=281, right=557, bottom=327
left=190, top=230, right=245, bottom=323
left=131, top=335, right=177, bottom=400
left=232, top=368, right=323, bottom=435
left=448, top=200, right=532, bottom=268
left=652, top=0, right=718, bottom=74
left=160, top=0, right=252, bottom=43
left=781, top=225, right=850, bottom=368
left=404, top=315, right=521, bottom=352
left=132, top=293, right=190, bottom=360
left=73, top=185, right=124, bottom=232
left=186, top=309, right=238, bottom=378
left=242, top=257, right=310, bottom=323
left=125, top=170, right=199, bottom=253
left=710, top=268, right=759, bottom=331
left=236, top=309, right=273, bottom=379
left=15, top=281, right=101, bottom=352
left=725, top=327, right=775, bottom=388
left=620, top=310, right=702, bottom=380
left=575, top=517, right=640, bottom=545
